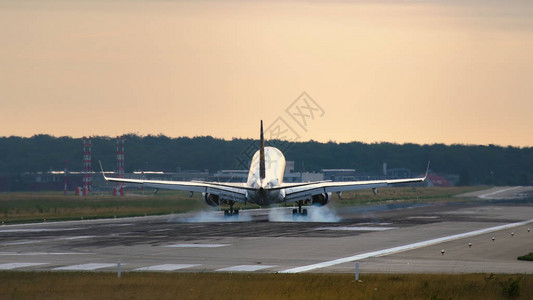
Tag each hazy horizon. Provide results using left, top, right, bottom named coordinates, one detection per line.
left=1, top=0, right=532, bottom=147
left=2, top=132, right=531, bottom=149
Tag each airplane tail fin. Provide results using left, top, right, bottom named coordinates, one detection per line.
left=260, top=120, right=266, bottom=180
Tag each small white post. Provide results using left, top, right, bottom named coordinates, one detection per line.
left=117, top=261, right=121, bottom=278
left=355, top=262, right=359, bottom=281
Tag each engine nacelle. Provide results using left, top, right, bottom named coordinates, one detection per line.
left=203, top=193, right=221, bottom=207
left=311, top=192, right=331, bottom=206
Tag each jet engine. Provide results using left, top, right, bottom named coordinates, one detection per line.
left=311, top=192, right=331, bottom=206
left=203, top=193, right=221, bottom=207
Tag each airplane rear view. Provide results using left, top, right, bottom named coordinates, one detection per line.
left=101, top=121, right=428, bottom=217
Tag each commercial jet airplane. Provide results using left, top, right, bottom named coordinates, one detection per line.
left=101, top=121, right=428, bottom=217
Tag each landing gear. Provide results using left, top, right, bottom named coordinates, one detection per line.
left=223, top=201, right=239, bottom=217
left=292, top=201, right=308, bottom=217
left=223, top=209, right=239, bottom=217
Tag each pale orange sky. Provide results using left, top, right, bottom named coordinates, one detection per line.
left=1, top=0, right=532, bottom=146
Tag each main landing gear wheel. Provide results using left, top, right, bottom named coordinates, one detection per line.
left=223, top=200, right=239, bottom=217
left=224, top=209, right=239, bottom=217
left=292, top=201, right=308, bottom=217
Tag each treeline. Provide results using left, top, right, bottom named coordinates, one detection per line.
left=0, top=134, right=532, bottom=186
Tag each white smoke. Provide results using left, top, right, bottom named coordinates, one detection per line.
left=268, top=206, right=341, bottom=223
left=169, top=210, right=252, bottom=223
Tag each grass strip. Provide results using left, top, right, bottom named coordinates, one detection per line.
left=0, top=272, right=530, bottom=300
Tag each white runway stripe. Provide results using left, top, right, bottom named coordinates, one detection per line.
left=317, top=226, right=398, bottom=231
left=0, top=252, right=89, bottom=256
left=0, top=263, right=48, bottom=270
left=61, top=236, right=95, bottom=240
left=479, top=186, right=521, bottom=199
left=134, top=264, right=200, bottom=271
left=166, top=243, right=229, bottom=248
left=216, top=265, right=276, bottom=272
left=0, top=228, right=82, bottom=233
left=0, top=240, right=42, bottom=246
left=53, top=263, right=116, bottom=271
left=281, top=219, right=533, bottom=273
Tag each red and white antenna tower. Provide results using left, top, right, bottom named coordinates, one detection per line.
left=82, top=137, right=92, bottom=195
left=116, top=136, right=125, bottom=196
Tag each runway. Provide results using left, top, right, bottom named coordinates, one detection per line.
left=0, top=186, right=532, bottom=274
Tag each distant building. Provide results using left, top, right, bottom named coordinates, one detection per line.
left=129, top=170, right=210, bottom=182
left=301, top=172, right=324, bottom=182
left=355, top=165, right=414, bottom=182
left=212, top=170, right=248, bottom=183
left=387, top=168, right=410, bottom=179
left=0, top=171, right=83, bottom=192
left=322, top=169, right=356, bottom=181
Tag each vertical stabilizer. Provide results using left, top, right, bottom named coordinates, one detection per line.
left=260, top=120, right=266, bottom=180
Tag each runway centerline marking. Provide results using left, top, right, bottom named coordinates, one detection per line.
left=280, top=219, right=533, bottom=273
left=216, top=265, right=277, bottom=272
left=0, top=263, right=48, bottom=270
left=53, top=263, right=117, bottom=271
left=134, top=264, right=201, bottom=271
left=165, top=243, right=229, bottom=248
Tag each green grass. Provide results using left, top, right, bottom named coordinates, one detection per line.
left=0, top=191, right=205, bottom=224
left=518, top=252, right=533, bottom=262
left=0, top=186, right=485, bottom=224
left=0, top=272, right=530, bottom=300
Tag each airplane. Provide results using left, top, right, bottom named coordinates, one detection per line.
left=101, top=121, right=429, bottom=217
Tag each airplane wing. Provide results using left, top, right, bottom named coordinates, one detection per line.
left=283, top=163, right=430, bottom=203
left=100, top=162, right=248, bottom=202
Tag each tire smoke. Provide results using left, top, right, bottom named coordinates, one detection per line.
left=168, top=211, right=252, bottom=223
left=268, top=206, right=341, bottom=222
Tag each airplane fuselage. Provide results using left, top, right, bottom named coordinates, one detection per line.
left=245, top=146, right=286, bottom=205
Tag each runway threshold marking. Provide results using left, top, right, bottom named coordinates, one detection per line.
left=0, top=263, right=48, bottom=270
left=53, top=263, right=117, bottom=271
left=216, top=265, right=277, bottom=272
left=280, top=219, right=533, bottom=273
left=134, top=264, right=201, bottom=271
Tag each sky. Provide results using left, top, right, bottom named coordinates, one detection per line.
left=1, top=0, right=532, bottom=147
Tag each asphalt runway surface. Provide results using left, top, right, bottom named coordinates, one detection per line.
left=1, top=187, right=532, bottom=274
